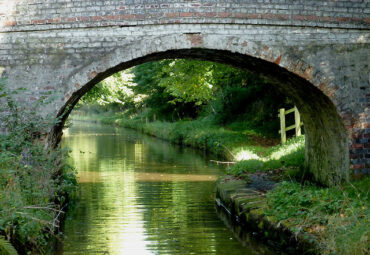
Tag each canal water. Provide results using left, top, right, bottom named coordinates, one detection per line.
left=58, top=121, right=275, bottom=255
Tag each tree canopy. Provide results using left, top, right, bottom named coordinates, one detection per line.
left=77, top=59, right=289, bottom=133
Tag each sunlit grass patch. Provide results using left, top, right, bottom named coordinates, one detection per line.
left=268, top=136, right=305, bottom=160
left=228, top=136, right=305, bottom=175
left=234, top=148, right=261, bottom=161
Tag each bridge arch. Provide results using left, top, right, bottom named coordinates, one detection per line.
left=50, top=33, right=349, bottom=186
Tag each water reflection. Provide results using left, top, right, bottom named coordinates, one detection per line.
left=78, top=171, right=218, bottom=183
left=59, top=121, right=276, bottom=255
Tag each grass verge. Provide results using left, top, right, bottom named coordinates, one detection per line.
left=265, top=178, right=369, bottom=255
left=227, top=136, right=305, bottom=176
left=70, top=112, right=288, bottom=162
left=70, top=112, right=305, bottom=177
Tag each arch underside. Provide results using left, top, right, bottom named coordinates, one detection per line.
left=51, top=47, right=349, bottom=186
left=0, top=0, right=367, bottom=185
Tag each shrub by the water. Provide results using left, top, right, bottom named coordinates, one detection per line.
left=0, top=236, right=17, bottom=255
left=0, top=81, right=77, bottom=254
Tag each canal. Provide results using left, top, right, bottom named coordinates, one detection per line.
left=57, top=121, right=275, bottom=255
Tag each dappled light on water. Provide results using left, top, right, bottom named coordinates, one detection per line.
left=78, top=171, right=218, bottom=183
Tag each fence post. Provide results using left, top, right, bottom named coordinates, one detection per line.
left=153, top=114, right=156, bottom=122
left=279, top=108, right=286, bottom=144
left=294, top=106, right=301, bottom=137
left=146, top=116, right=148, bottom=124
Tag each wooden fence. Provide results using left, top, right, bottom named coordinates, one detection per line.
left=141, top=114, right=156, bottom=124
left=278, top=106, right=303, bottom=144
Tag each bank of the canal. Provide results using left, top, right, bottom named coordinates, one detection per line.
left=70, top=112, right=304, bottom=167
left=70, top=113, right=369, bottom=255
left=215, top=175, right=318, bottom=255
left=216, top=173, right=369, bottom=255
left=0, top=144, right=76, bottom=254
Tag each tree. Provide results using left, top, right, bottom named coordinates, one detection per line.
left=158, top=59, right=214, bottom=105
left=77, top=70, right=136, bottom=112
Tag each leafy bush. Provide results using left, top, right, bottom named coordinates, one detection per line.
left=0, top=236, right=18, bottom=255
left=0, top=80, right=77, bottom=253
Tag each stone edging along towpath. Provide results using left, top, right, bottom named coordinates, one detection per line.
left=215, top=174, right=319, bottom=255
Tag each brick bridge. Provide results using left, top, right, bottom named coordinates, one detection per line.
left=0, top=0, right=369, bottom=186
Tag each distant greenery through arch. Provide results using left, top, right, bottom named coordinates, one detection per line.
left=77, top=59, right=292, bottom=136
left=71, top=59, right=369, bottom=255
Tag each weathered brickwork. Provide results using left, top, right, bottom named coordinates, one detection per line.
left=1, top=0, right=369, bottom=31
left=0, top=0, right=369, bottom=185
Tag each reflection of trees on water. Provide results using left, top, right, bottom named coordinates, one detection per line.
left=63, top=121, right=224, bottom=176
left=60, top=122, right=273, bottom=254
left=139, top=181, right=218, bottom=254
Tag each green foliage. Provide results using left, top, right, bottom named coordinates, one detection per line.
left=0, top=80, right=77, bottom=253
left=265, top=179, right=369, bottom=255
left=79, top=81, right=111, bottom=105
left=80, top=59, right=291, bottom=129
left=203, top=64, right=289, bottom=134
left=227, top=136, right=305, bottom=175
left=131, top=60, right=203, bottom=120
left=78, top=70, right=136, bottom=111
left=94, top=114, right=254, bottom=160
left=227, top=160, right=264, bottom=175
left=78, top=112, right=304, bottom=173
left=158, top=59, right=214, bottom=105
left=0, top=236, right=18, bottom=255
